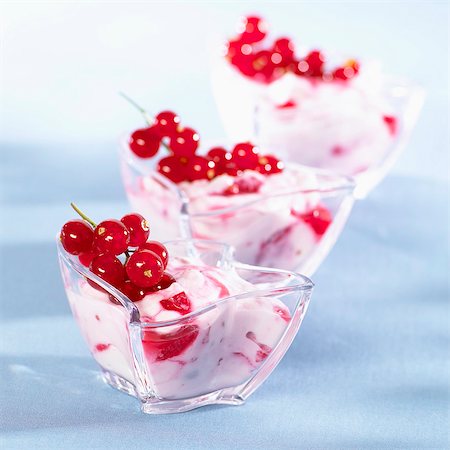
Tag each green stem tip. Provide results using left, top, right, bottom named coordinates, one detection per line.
left=119, top=91, right=154, bottom=126
left=70, top=202, right=97, bottom=228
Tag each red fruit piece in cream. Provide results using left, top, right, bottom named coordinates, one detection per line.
left=222, top=174, right=263, bottom=195
left=383, top=115, right=397, bottom=135
left=142, top=324, right=200, bottom=361
left=160, top=292, right=192, bottom=314
left=299, top=206, right=332, bottom=236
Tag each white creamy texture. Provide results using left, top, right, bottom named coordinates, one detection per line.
left=212, top=58, right=396, bottom=175
left=179, top=166, right=320, bottom=213
left=126, top=165, right=324, bottom=270
left=182, top=169, right=321, bottom=269
left=67, top=260, right=292, bottom=399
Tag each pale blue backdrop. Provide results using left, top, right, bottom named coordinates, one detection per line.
left=0, top=1, right=449, bottom=449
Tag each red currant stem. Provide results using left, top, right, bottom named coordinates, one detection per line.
left=119, top=92, right=154, bottom=124
left=70, top=202, right=97, bottom=228
left=119, top=91, right=171, bottom=153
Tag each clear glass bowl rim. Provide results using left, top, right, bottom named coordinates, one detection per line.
left=57, top=237, right=314, bottom=329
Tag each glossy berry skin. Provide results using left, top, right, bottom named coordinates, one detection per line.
left=125, top=250, right=164, bottom=288
left=157, top=156, right=188, bottom=184
left=239, top=16, right=267, bottom=44
left=227, top=39, right=251, bottom=62
left=252, top=50, right=275, bottom=82
left=332, top=61, right=359, bottom=81
left=169, top=127, right=200, bottom=157
left=93, top=220, right=130, bottom=255
left=231, top=142, right=259, bottom=170
left=129, top=126, right=161, bottom=158
left=120, top=213, right=150, bottom=247
left=139, top=241, right=169, bottom=268
left=223, top=161, right=241, bottom=176
left=90, top=253, right=125, bottom=288
left=147, top=272, right=176, bottom=292
left=228, top=43, right=257, bottom=77
left=236, top=57, right=258, bottom=78
left=256, top=155, right=284, bottom=175
left=207, top=147, right=231, bottom=176
left=186, top=156, right=215, bottom=181
left=304, top=50, right=325, bottom=77
left=207, top=147, right=229, bottom=164
left=78, top=251, right=96, bottom=267
left=121, top=279, right=146, bottom=302
left=60, top=220, right=94, bottom=255
left=273, top=37, right=294, bottom=62
left=155, top=111, right=180, bottom=137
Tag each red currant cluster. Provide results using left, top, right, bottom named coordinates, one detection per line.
left=60, top=204, right=175, bottom=303
left=126, top=99, right=284, bottom=184
left=226, top=15, right=360, bottom=84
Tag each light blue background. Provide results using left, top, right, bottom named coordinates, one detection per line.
left=0, top=2, right=449, bottom=449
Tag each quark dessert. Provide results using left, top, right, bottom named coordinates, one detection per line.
left=211, top=15, right=424, bottom=195
left=58, top=207, right=313, bottom=413
left=120, top=100, right=354, bottom=275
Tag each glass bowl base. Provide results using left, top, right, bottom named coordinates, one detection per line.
left=102, top=369, right=246, bottom=414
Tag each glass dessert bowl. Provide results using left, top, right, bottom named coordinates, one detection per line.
left=121, top=140, right=355, bottom=276
left=211, top=15, right=425, bottom=198
left=57, top=238, right=313, bottom=414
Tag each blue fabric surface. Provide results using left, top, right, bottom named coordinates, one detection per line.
left=0, top=169, right=448, bottom=448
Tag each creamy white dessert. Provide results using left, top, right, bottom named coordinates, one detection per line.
left=66, top=256, right=292, bottom=399
left=124, top=163, right=335, bottom=271
left=212, top=60, right=398, bottom=176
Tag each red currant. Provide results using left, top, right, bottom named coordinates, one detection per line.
left=129, top=126, right=161, bottom=158
left=147, top=272, right=176, bottom=292
left=90, top=253, right=125, bottom=288
left=120, top=213, right=150, bottom=247
left=186, top=156, right=215, bottom=181
left=238, top=16, right=267, bottom=44
left=121, top=279, right=146, bottom=302
left=223, top=160, right=241, bottom=176
left=273, top=37, right=295, bottom=62
left=226, top=36, right=264, bottom=78
left=207, top=147, right=229, bottom=164
left=231, top=142, right=259, bottom=170
left=93, top=220, right=130, bottom=255
left=125, top=250, right=164, bottom=288
left=227, top=39, right=253, bottom=62
left=169, top=127, right=200, bottom=157
left=304, top=50, right=325, bottom=77
left=332, top=60, right=359, bottom=81
left=251, top=50, right=275, bottom=82
left=207, top=147, right=232, bottom=176
left=155, top=111, right=180, bottom=137
left=60, top=220, right=94, bottom=255
left=139, top=241, right=169, bottom=268
left=157, top=156, right=188, bottom=184
left=256, top=155, right=284, bottom=175
left=78, top=250, right=97, bottom=267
